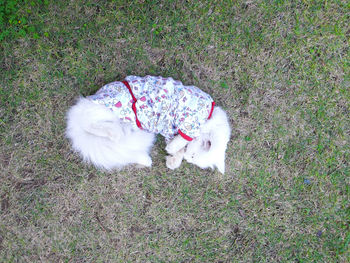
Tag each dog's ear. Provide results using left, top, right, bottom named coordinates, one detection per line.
left=215, top=154, right=225, bottom=174
left=202, top=139, right=211, bottom=151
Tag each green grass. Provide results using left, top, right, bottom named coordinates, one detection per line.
left=0, top=0, right=349, bottom=262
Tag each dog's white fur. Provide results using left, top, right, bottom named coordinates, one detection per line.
left=183, top=107, right=231, bottom=173
left=66, top=97, right=230, bottom=173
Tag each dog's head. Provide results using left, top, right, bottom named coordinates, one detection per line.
left=184, top=134, right=226, bottom=174
left=183, top=107, right=231, bottom=174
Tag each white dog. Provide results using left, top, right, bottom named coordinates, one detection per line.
left=66, top=76, right=230, bottom=173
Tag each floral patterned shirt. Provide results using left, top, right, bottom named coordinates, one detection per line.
left=88, top=75, right=215, bottom=141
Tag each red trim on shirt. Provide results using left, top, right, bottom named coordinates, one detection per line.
left=122, top=80, right=142, bottom=129
left=178, top=101, right=215, bottom=141
left=178, top=129, right=193, bottom=141
left=208, top=101, right=215, bottom=119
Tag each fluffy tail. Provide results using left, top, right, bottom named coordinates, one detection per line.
left=66, top=98, right=155, bottom=170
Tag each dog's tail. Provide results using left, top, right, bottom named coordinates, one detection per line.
left=66, top=97, right=155, bottom=170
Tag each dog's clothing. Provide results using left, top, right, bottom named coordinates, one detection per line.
left=88, top=75, right=215, bottom=141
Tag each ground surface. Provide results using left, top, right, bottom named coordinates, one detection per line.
left=0, top=0, right=349, bottom=262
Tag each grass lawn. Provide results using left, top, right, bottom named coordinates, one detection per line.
left=0, top=0, right=349, bottom=262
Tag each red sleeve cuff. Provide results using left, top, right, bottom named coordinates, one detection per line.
left=178, top=129, right=193, bottom=141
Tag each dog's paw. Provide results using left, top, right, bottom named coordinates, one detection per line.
left=165, top=144, right=174, bottom=155
left=165, top=142, right=181, bottom=155
left=166, top=155, right=182, bottom=170
left=166, top=135, right=188, bottom=154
